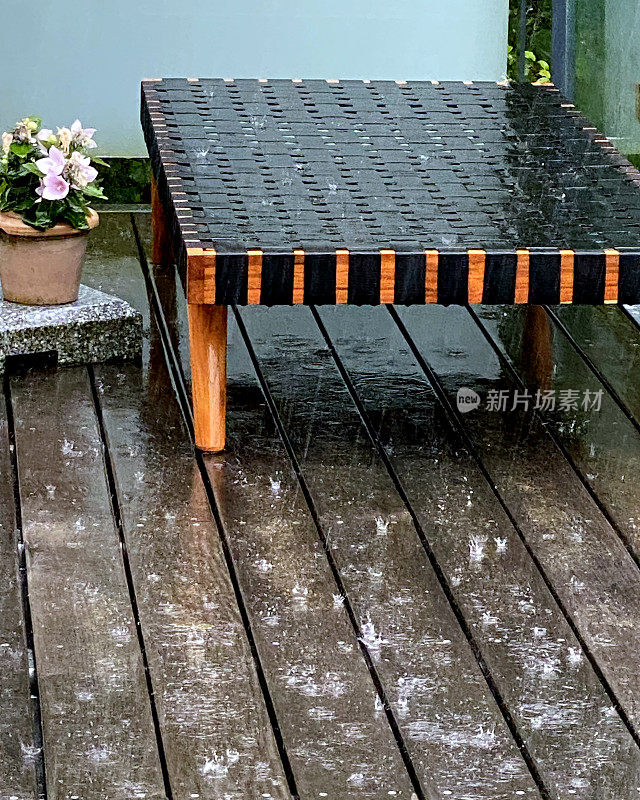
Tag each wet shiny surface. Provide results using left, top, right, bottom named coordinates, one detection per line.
left=395, top=305, right=640, bottom=796
left=240, top=306, right=538, bottom=799
left=475, top=304, right=640, bottom=559
left=145, top=80, right=640, bottom=252
left=11, top=367, right=166, bottom=799
left=148, top=239, right=417, bottom=799
left=0, top=395, right=37, bottom=798
left=3, top=211, right=640, bottom=797
left=96, top=359, right=291, bottom=800
left=90, top=213, right=292, bottom=800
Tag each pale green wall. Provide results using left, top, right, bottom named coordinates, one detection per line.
left=2, top=0, right=509, bottom=156
left=575, top=0, right=640, bottom=156
left=604, top=0, right=640, bottom=155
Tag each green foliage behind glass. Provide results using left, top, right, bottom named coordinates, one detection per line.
left=96, top=158, right=151, bottom=205
left=508, top=0, right=552, bottom=83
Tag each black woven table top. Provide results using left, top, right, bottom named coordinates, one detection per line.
left=142, top=78, right=640, bottom=305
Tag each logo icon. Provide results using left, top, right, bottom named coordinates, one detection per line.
left=457, top=387, right=480, bottom=413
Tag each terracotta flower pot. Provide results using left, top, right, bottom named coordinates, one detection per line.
left=0, top=209, right=99, bottom=305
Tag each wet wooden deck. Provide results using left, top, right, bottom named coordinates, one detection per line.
left=3, top=211, right=640, bottom=800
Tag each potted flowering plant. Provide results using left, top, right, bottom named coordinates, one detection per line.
left=0, top=116, right=107, bottom=305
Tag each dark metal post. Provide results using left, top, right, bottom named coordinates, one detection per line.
left=552, top=0, right=576, bottom=97
left=518, top=0, right=528, bottom=82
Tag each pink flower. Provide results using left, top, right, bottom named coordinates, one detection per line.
left=39, top=172, right=70, bottom=201
left=36, top=146, right=66, bottom=176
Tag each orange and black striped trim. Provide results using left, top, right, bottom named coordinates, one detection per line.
left=185, top=247, right=626, bottom=305
left=560, top=250, right=575, bottom=303
left=604, top=249, right=619, bottom=304
left=514, top=250, right=530, bottom=303
left=293, top=249, right=305, bottom=304
left=468, top=250, right=486, bottom=304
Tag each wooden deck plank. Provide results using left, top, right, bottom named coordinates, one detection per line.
left=237, top=306, right=541, bottom=799
left=0, top=397, right=38, bottom=799
left=390, top=304, right=640, bottom=793
left=470, top=304, right=640, bottom=624
left=87, top=212, right=291, bottom=800
left=124, top=214, right=415, bottom=799
left=471, top=306, right=640, bottom=558
left=94, top=359, right=292, bottom=800
left=320, top=305, right=640, bottom=799
left=458, top=310, right=640, bottom=732
left=625, top=305, right=640, bottom=336
left=146, top=276, right=417, bottom=800
left=553, top=306, right=640, bottom=423
left=10, top=367, right=166, bottom=799
left=201, top=333, right=418, bottom=800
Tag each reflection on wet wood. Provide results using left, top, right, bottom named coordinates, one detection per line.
left=10, top=368, right=166, bottom=799
left=553, top=305, right=640, bottom=422
left=94, top=358, right=290, bottom=800
left=116, top=215, right=414, bottom=799
left=203, top=372, right=415, bottom=798
left=395, top=304, right=640, bottom=795
left=6, top=212, right=640, bottom=799
left=239, top=306, right=539, bottom=799
left=474, top=304, right=640, bottom=620
left=0, top=395, right=38, bottom=798
left=521, top=306, right=553, bottom=391
left=157, top=289, right=416, bottom=798
left=91, top=214, right=291, bottom=799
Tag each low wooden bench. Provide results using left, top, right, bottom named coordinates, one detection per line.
left=142, top=78, right=640, bottom=451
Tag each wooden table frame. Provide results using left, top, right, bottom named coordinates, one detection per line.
left=153, top=184, right=558, bottom=454
left=152, top=180, right=227, bottom=452
left=143, top=79, right=640, bottom=453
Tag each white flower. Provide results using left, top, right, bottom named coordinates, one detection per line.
left=37, top=128, right=53, bottom=142
left=1, top=132, right=13, bottom=155
left=57, top=127, right=72, bottom=153
left=65, top=150, right=98, bottom=189
left=14, top=119, right=35, bottom=144
left=70, top=119, right=97, bottom=149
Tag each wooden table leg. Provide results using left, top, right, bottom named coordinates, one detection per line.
left=522, top=305, right=553, bottom=391
left=188, top=303, right=227, bottom=452
left=151, top=177, right=173, bottom=267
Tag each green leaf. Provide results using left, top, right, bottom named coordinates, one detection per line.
left=10, top=195, right=37, bottom=212
left=24, top=206, right=55, bottom=231
left=82, top=183, right=106, bottom=199
left=20, top=162, right=42, bottom=177
left=0, top=180, right=9, bottom=209
left=66, top=194, right=88, bottom=214
left=9, top=142, right=31, bottom=157
left=91, top=156, right=110, bottom=168
left=64, top=207, right=91, bottom=230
